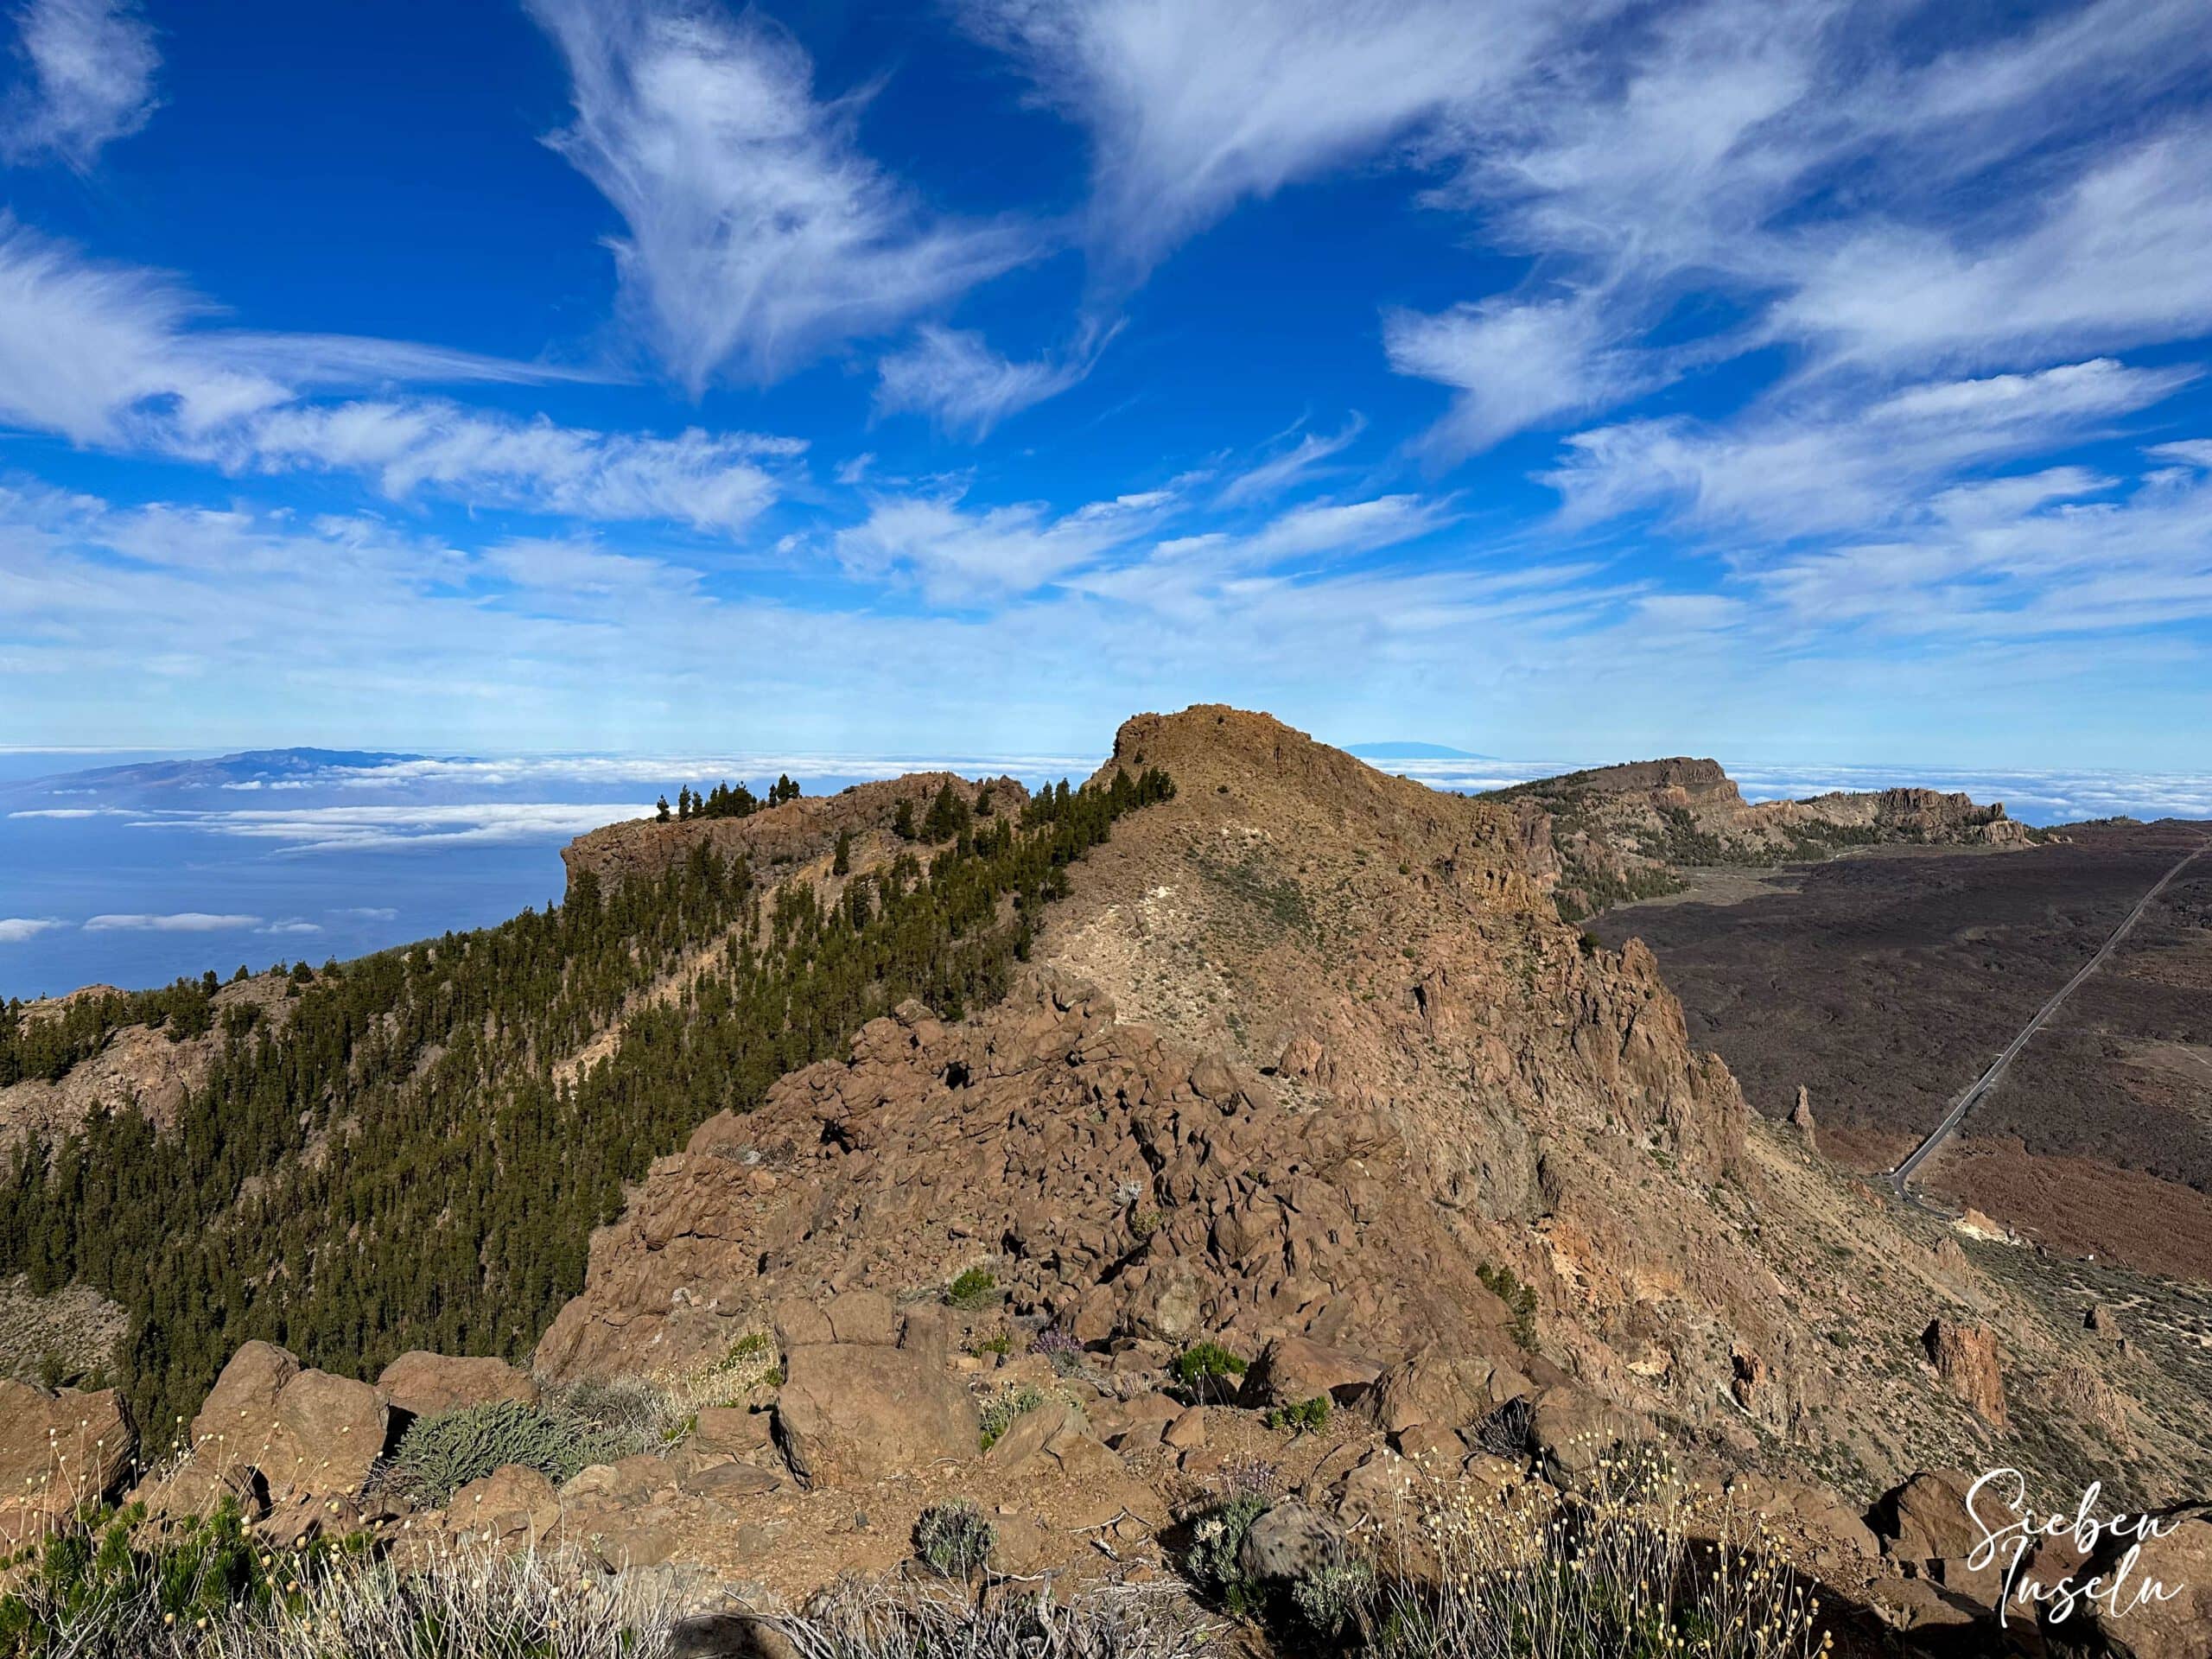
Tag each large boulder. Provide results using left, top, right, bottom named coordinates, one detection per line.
left=443, top=1464, right=562, bottom=1549
left=2042, top=1502, right=2212, bottom=1659
left=1373, top=1350, right=1514, bottom=1437
left=376, top=1352, right=538, bottom=1420
left=1241, top=1336, right=1382, bottom=1409
left=184, top=1342, right=389, bottom=1502
left=1872, top=1469, right=1982, bottom=1565
left=0, top=1381, right=135, bottom=1544
left=773, top=1343, right=977, bottom=1488
left=1527, top=1382, right=1645, bottom=1482
left=1239, top=1501, right=1350, bottom=1584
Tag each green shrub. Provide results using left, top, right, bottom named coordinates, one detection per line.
left=1184, top=1492, right=1269, bottom=1615
left=391, top=1399, right=614, bottom=1503
left=1265, top=1395, right=1331, bottom=1435
left=978, top=1382, right=1049, bottom=1451
left=0, top=1499, right=362, bottom=1656
left=1170, top=1341, right=1247, bottom=1399
left=1477, top=1262, right=1539, bottom=1350
left=1291, top=1559, right=1374, bottom=1637
left=913, top=1500, right=995, bottom=1579
left=945, top=1268, right=998, bottom=1309
left=967, top=1325, right=1015, bottom=1358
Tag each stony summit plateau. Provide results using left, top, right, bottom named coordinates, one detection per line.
left=3, top=708, right=2209, bottom=1657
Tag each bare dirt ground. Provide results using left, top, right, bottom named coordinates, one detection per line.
left=1590, top=822, right=2212, bottom=1280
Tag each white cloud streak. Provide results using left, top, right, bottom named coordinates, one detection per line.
left=528, top=0, right=1032, bottom=390
left=1216, top=417, right=1365, bottom=506
left=83, top=912, right=261, bottom=931
left=2, top=0, right=157, bottom=170
left=874, top=322, right=1115, bottom=436
left=0, top=916, right=62, bottom=943
left=0, top=218, right=800, bottom=529
left=961, top=0, right=1586, bottom=284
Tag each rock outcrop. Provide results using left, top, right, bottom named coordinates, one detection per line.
left=1490, top=754, right=2028, bottom=917
left=562, top=773, right=1025, bottom=895
left=142, top=1340, right=390, bottom=1509
left=376, top=1351, right=539, bottom=1420
left=0, top=1380, right=134, bottom=1545
left=1923, top=1319, right=2008, bottom=1426
left=774, top=1338, right=979, bottom=1489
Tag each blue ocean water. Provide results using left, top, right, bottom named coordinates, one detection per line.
left=4, top=746, right=2208, bottom=1001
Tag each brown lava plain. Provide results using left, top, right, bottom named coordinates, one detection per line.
left=1589, top=820, right=2212, bottom=1278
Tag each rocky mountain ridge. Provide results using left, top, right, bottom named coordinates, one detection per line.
left=1492, top=754, right=2030, bottom=918
left=5, top=709, right=2204, bottom=1656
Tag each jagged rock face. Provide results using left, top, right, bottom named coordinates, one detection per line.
left=541, top=708, right=1784, bottom=1436
left=562, top=772, right=1026, bottom=893
left=534, top=708, right=2167, bottom=1491
left=536, top=973, right=1535, bottom=1381
left=1923, top=1319, right=2008, bottom=1426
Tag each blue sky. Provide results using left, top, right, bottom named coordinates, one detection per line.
left=3, top=0, right=2211, bottom=768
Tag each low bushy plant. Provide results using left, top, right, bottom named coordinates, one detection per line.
left=1029, top=1325, right=1090, bottom=1379
left=3, top=1521, right=683, bottom=1659
left=1264, top=1395, right=1330, bottom=1435
left=1183, top=1491, right=1269, bottom=1617
left=978, top=1381, right=1049, bottom=1450
left=944, top=1268, right=998, bottom=1309
left=1291, top=1559, right=1375, bottom=1639
left=0, top=1498, right=365, bottom=1657
left=1476, top=1262, right=1539, bottom=1351
left=1170, top=1340, right=1247, bottom=1400
left=391, top=1399, right=615, bottom=1504
left=1377, top=1444, right=1833, bottom=1658
left=747, top=1579, right=1211, bottom=1657
left=912, top=1500, right=995, bottom=1580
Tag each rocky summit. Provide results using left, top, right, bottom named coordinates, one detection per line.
left=1492, top=752, right=2028, bottom=918
left=3, top=707, right=2205, bottom=1658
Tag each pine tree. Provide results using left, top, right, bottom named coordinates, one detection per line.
left=832, top=829, right=853, bottom=875
left=655, top=795, right=671, bottom=823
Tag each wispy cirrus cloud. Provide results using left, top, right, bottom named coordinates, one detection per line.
left=528, top=0, right=1033, bottom=390
left=2, top=0, right=157, bottom=170
left=0, top=218, right=800, bottom=529
left=1385, top=0, right=2212, bottom=453
left=1544, top=358, right=2196, bottom=535
left=832, top=484, right=1174, bottom=603
left=1216, top=416, right=1366, bottom=507
left=1383, top=296, right=1657, bottom=460
left=959, top=0, right=1581, bottom=286
left=874, top=321, right=1116, bottom=437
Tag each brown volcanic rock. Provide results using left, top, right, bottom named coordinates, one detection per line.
left=1491, top=751, right=2026, bottom=915
left=561, top=772, right=1026, bottom=894
left=0, top=1381, right=134, bottom=1544
left=537, top=970, right=1542, bottom=1382
left=537, top=708, right=2136, bottom=1504
left=2042, top=1502, right=2212, bottom=1659
left=538, top=708, right=1779, bottom=1441
left=377, top=1351, right=539, bottom=1419
left=772, top=1342, right=979, bottom=1489
left=1923, top=1319, right=2007, bottom=1426
left=181, top=1341, right=389, bottom=1502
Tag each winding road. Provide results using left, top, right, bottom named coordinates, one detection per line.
left=1890, top=839, right=2209, bottom=1196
